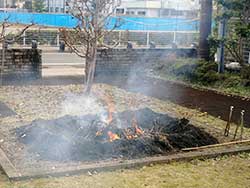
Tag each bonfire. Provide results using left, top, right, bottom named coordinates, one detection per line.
left=16, top=95, right=218, bottom=162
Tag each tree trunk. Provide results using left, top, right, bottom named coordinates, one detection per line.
left=85, top=47, right=97, bottom=94
left=84, top=0, right=99, bottom=94
left=1, top=42, right=5, bottom=86
left=199, top=0, right=213, bottom=61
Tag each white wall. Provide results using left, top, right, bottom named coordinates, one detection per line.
left=120, top=0, right=200, bottom=11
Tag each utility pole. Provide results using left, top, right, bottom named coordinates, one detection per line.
left=63, top=0, right=66, bottom=13
left=3, top=0, right=6, bottom=12
left=48, top=0, right=50, bottom=12
left=217, top=5, right=226, bottom=73
left=199, top=0, right=213, bottom=61
left=159, top=0, right=164, bottom=17
left=51, top=0, right=54, bottom=13
left=173, top=1, right=179, bottom=44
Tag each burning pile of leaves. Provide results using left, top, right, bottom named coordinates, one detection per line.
left=15, top=108, right=218, bottom=162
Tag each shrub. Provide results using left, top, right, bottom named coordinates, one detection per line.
left=240, top=66, right=250, bottom=86
left=172, top=61, right=196, bottom=78
left=191, top=61, right=220, bottom=84
left=221, top=75, right=242, bottom=88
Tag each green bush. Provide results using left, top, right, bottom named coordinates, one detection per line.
left=156, top=58, right=250, bottom=88
left=220, top=75, right=242, bottom=88
left=170, top=60, right=220, bottom=85
left=156, top=58, right=197, bottom=79
left=172, top=62, right=196, bottom=78
left=192, top=61, right=220, bottom=84
left=240, top=66, right=250, bottom=86
left=155, top=58, right=250, bottom=97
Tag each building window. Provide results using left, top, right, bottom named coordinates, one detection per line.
left=126, top=11, right=135, bottom=15
left=186, top=11, right=198, bottom=18
left=161, top=9, right=170, bottom=17
left=116, top=8, right=125, bottom=14
left=170, top=10, right=184, bottom=16
left=137, top=11, right=146, bottom=16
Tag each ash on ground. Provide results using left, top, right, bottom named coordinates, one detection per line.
left=15, top=108, right=218, bottom=162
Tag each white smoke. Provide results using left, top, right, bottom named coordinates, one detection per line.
left=60, top=92, right=107, bottom=117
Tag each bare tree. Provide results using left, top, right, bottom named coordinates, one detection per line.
left=0, top=19, right=33, bottom=84
left=60, top=0, right=121, bottom=94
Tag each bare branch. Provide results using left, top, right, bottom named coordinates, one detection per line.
left=62, top=0, right=121, bottom=93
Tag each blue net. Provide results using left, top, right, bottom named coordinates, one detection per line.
left=0, top=12, right=199, bottom=32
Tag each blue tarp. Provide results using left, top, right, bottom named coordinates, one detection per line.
left=0, top=12, right=199, bottom=31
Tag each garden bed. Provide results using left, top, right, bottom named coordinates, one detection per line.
left=0, top=79, right=249, bottom=180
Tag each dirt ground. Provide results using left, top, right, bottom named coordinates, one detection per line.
left=0, top=153, right=250, bottom=188
left=0, top=82, right=250, bottom=180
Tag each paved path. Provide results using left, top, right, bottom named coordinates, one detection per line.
left=42, top=52, right=85, bottom=65
left=42, top=52, right=85, bottom=77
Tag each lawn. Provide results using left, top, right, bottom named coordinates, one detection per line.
left=0, top=153, right=250, bottom=188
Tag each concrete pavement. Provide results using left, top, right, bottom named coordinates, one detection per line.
left=42, top=52, right=85, bottom=77
left=42, top=52, right=85, bottom=65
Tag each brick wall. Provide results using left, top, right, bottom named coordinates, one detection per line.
left=0, top=49, right=42, bottom=80
left=95, top=48, right=197, bottom=75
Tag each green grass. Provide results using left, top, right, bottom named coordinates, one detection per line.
left=1, top=154, right=250, bottom=188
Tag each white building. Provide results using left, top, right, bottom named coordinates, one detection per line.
left=46, top=0, right=67, bottom=13
left=0, top=0, right=67, bottom=13
left=0, top=0, right=16, bottom=8
left=116, top=0, right=200, bottom=18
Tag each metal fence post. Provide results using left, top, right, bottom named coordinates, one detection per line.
left=57, top=32, right=60, bottom=46
left=23, top=31, right=26, bottom=46
left=146, top=31, right=150, bottom=47
left=118, top=31, right=122, bottom=46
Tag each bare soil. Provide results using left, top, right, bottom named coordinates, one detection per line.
left=0, top=102, right=16, bottom=118
left=95, top=75, right=250, bottom=127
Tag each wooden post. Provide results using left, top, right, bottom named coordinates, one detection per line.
left=240, top=110, right=245, bottom=140
left=224, top=106, right=234, bottom=137
left=234, top=110, right=245, bottom=140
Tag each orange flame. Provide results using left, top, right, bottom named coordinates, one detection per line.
left=107, top=103, right=114, bottom=124
left=102, top=95, right=115, bottom=125
left=123, top=116, right=144, bottom=140
left=107, top=131, right=120, bottom=142
left=132, top=116, right=143, bottom=135
left=96, top=130, right=103, bottom=137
